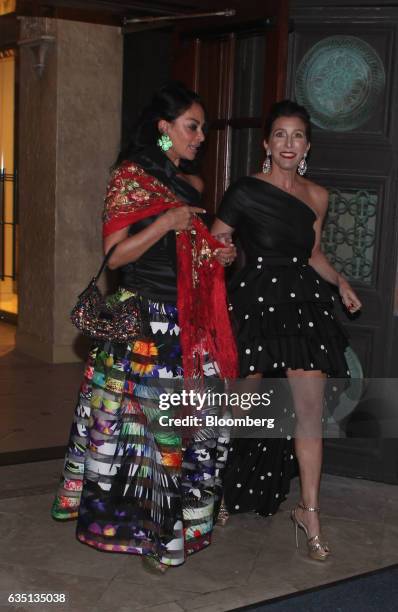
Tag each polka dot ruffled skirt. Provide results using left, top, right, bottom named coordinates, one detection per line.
left=229, top=258, right=349, bottom=377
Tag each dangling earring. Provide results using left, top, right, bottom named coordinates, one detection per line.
left=298, top=153, right=308, bottom=176
left=157, top=132, right=173, bottom=152
left=262, top=151, right=272, bottom=174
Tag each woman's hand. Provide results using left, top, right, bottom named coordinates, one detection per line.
left=338, top=278, right=362, bottom=313
left=214, top=244, right=237, bottom=266
left=212, top=228, right=236, bottom=266
left=105, top=205, right=202, bottom=269
left=163, top=205, right=206, bottom=232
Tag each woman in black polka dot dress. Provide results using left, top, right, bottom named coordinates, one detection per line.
left=212, top=100, right=361, bottom=560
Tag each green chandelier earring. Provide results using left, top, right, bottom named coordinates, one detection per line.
left=157, top=132, right=173, bottom=152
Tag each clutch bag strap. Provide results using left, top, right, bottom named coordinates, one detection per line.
left=94, top=245, right=117, bottom=283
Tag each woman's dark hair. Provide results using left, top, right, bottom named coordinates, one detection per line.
left=115, top=81, right=204, bottom=167
left=264, top=99, right=312, bottom=142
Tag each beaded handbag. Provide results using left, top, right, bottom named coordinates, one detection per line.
left=70, top=246, right=143, bottom=343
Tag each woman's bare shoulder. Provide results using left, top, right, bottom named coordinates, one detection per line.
left=302, top=178, right=329, bottom=212
left=184, top=174, right=205, bottom=193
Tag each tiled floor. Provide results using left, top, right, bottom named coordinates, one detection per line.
left=0, top=462, right=397, bottom=612
left=0, top=323, right=397, bottom=612
left=0, top=323, right=83, bottom=454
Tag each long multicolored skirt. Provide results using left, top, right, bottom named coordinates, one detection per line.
left=52, top=291, right=227, bottom=566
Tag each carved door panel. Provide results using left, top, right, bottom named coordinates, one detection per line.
left=289, top=3, right=398, bottom=482
left=288, top=21, right=395, bottom=378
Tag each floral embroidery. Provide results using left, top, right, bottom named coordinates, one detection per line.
left=103, top=163, right=177, bottom=225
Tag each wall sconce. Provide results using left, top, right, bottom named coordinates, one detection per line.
left=18, top=17, right=56, bottom=77
left=18, top=35, right=55, bottom=77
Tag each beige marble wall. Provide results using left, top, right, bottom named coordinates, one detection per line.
left=16, top=17, right=123, bottom=362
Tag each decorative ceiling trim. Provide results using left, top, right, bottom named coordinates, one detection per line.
left=124, top=8, right=235, bottom=24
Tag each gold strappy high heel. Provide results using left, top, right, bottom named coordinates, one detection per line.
left=216, top=499, right=230, bottom=526
left=291, top=502, right=330, bottom=561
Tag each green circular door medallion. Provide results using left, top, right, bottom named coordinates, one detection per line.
left=295, top=36, right=385, bottom=131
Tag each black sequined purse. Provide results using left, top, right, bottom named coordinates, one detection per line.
left=70, top=246, right=143, bottom=343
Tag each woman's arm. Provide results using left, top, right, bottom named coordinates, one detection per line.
left=211, top=218, right=235, bottom=239
left=211, top=180, right=243, bottom=243
left=309, top=187, right=362, bottom=313
left=184, top=174, right=204, bottom=193
left=104, top=205, right=205, bottom=269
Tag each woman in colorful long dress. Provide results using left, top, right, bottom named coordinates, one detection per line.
left=212, top=100, right=361, bottom=560
left=52, top=83, right=237, bottom=572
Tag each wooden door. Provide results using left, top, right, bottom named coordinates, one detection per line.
left=289, top=0, right=398, bottom=483
left=171, top=0, right=289, bottom=213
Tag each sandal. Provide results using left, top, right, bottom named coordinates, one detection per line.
left=216, top=499, right=230, bottom=526
left=291, top=502, right=330, bottom=561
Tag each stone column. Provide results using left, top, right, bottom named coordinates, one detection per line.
left=16, top=17, right=123, bottom=362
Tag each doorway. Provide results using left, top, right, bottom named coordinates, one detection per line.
left=0, top=47, right=17, bottom=321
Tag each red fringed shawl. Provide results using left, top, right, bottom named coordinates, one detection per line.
left=103, top=161, right=238, bottom=379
